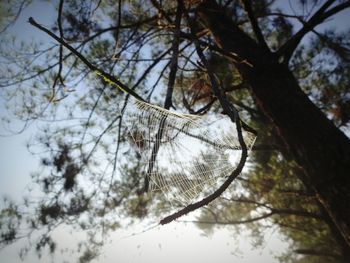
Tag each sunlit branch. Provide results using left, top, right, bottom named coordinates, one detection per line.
left=28, top=17, right=145, bottom=102
left=150, top=0, right=173, bottom=25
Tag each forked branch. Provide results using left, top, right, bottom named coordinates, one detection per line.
left=278, top=0, right=350, bottom=63
left=240, top=0, right=269, bottom=51
left=160, top=7, right=251, bottom=224
left=28, top=17, right=145, bottom=102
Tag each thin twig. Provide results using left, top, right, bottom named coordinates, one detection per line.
left=240, top=0, right=270, bottom=51
left=277, top=0, right=350, bottom=63
left=50, top=0, right=65, bottom=102
left=28, top=17, right=145, bottom=102
left=160, top=6, right=250, bottom=224
left=144, top=0, right=184, bottom=191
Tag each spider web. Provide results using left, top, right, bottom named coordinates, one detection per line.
left=123, top=97, right=256, bottom=205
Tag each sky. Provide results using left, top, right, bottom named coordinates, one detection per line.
left=0, top=1, right=349, bottom=263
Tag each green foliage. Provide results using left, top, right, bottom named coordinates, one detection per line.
left=196, top=116, right=346, bottom=262
left=0, top=198, right=21, bottom=246
left=0, top=0, right=349, bottom=262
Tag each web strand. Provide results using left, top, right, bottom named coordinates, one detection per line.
left=123, top=97, right=256, bottom=205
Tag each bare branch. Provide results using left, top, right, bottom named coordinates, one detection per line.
left=50, top=0, right=65, bottom=102
left=160, top=8, right=249, bottom=224
left=111, top=0, right=122, bottom=60
left=144, top=0, right=184, bottom=192
left=0, top=0, right=30, bottom=34
left=164, top=0, right=183, bottom=109
left=150, top=0, right=173, bottom=25
left=278, top=0, right=350, bottom=63
left=181, top=212, right=275, bottom=225
left=28, top=17, right=145, bottom=102
left=240, top=0, right=270, bottom=51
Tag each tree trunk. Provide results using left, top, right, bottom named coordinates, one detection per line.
left=197, top=0, right=350, bottom=252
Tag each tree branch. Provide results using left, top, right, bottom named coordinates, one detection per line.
left=240, top=0, right=270, bottom=51
left=144, top=0, right=184, bottom=192
left=111, top=0, right=122, bottom=60
left=278, top=0, right=350, bottom=63
left=164, top=0, right=183, bottom=109
left=221, top=196, right=324, bottom=220
left=181, top=212, right=275, bottom=225
left=160, top=7, right=250, bottom=224
left=150, top=0, right=173, bottom=25
left=0, top=0, right=30, bottom=34
left=28, top=17, right=145, bottom=102
left=294, top=248, right=344, bottom=261
left=50, top=0, right=65, bottom=102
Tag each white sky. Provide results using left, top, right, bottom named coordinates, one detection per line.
left=1, top=0, right=349, bottom=262
left=0, top=218, right=289, bottom=263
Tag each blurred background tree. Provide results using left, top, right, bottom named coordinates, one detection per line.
left=0, top=0, right=349, bottom=262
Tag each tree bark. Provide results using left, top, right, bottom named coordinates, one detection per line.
left=197, top=0, right=350, bottom=252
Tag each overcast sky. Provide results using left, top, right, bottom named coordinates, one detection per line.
left=1, top=1, right=349, bottom=262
